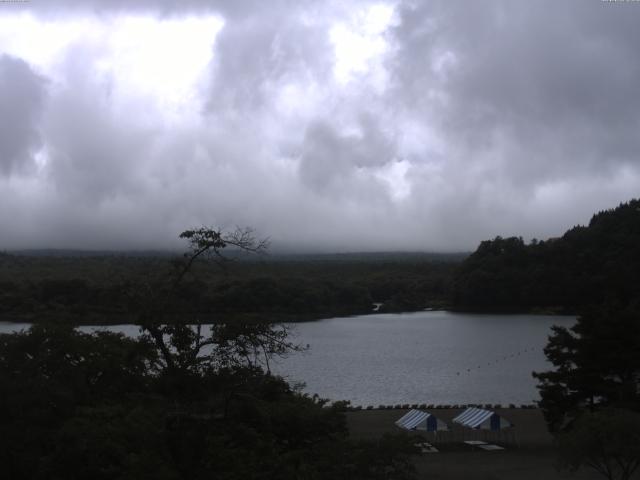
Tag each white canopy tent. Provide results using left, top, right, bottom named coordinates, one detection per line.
left=452, top=407, right=511, bottom=431
left=395, top=409, right=449, bottom=432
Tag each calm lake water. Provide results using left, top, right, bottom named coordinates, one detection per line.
left=0, top=311, right=574, bottom=406
left=273, top=311, right=574, bottom=406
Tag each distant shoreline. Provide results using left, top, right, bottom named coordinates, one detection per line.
left=0, top=306, right=577, bottom=325
left=0, top=308, right=576, bottom=328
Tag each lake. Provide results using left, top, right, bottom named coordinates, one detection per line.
left=0, top=311, right=574, bottom=406
left=272, top=311, right=574, bottom=406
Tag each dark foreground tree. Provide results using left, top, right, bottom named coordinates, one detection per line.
left=0, top=227, right=417, bottom=479
left=557, top=409, right=640, bottom=480
left=0, top=327, right=418, bottom=479
left=533, top=302, right=640, bottom=432
left=134, top=226, right=298, bottom=375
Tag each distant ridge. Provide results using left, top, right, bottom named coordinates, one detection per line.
left=6, top=249, right=180, bottom=258
left=7, top=249, right=470, bottom=263
left=253, top=251, right=470, bottom=263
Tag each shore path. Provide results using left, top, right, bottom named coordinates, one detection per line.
left=347, top=408, right=616, bottom=480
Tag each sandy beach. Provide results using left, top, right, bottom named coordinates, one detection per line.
left=347, top=408, right=631, bottom=480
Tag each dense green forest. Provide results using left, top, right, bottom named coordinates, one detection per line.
left=452, top=199, right=640, bottom=312
left=0, top=251, right=462, bottom=324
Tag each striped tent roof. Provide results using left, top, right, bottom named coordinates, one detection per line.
left=452, top=407, right=511, bottom=431
left=395, top=409, right=449, bottom=432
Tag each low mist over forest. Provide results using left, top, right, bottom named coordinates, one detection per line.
left=2, top=198, right=639, bottom=323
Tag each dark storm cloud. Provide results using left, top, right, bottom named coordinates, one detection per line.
left=7, top=0, right=294, bottom=19
left=369, top=0, right=640, bottom=245
left=1, top=0, right=640, bottom=251
left=42, top=44, right=157, bottom=204
left=0, top=55, right=47, bottom=176
left=391, top=0, right=640, bottom=183
left=206, top=4, right=333, bottom=113
left=299, top=116, right=396, bottom=194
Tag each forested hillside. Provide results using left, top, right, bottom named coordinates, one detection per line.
left=0, top=253, right=460, bottom=323
left=453, top=199, right=640, bottom=312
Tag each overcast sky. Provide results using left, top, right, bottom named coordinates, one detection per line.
left=1, top=0, right=639, bottom=252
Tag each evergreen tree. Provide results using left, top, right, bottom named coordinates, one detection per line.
left=533, top=303, right=640, bottom=432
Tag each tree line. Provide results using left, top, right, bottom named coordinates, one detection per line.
left=0, top=252, right=458, bottom=323
left=453, top=199, right=640, bottom=312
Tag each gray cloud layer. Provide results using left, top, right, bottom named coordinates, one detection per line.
left=0, top=55, right=46, bottom=176
left=1, top=0, right=640, bottom=251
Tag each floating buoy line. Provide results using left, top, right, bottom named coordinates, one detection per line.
left=454, top=346, right=542, bottom=376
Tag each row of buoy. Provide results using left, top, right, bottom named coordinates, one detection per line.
left=455, top=347, right=540, bottom=375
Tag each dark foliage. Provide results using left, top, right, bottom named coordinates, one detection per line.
left=0, top=324, right=416, bottom=479
left=556, top=408, right=640, bottom=480
left=0, top=252, right=459, bottom=324
left=533, top=303, right=640, bottom=433
left=453, top=199, right=640, bottom=312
